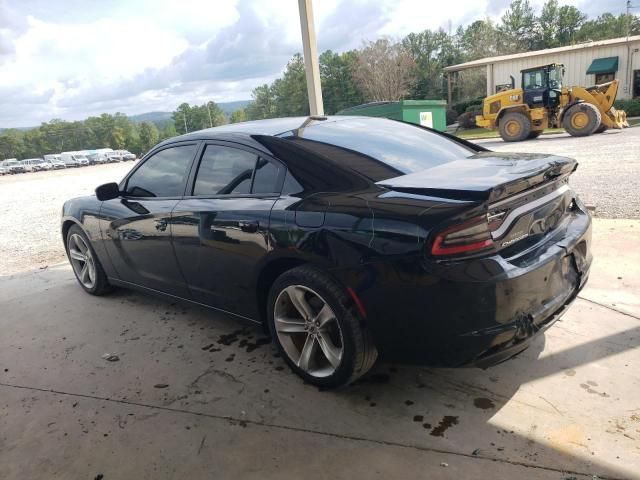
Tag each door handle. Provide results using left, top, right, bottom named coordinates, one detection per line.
left=155, top=219, right=168, bottom=232
left=238, top=220, right=259, bottom=233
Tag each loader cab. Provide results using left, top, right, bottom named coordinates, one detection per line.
left=521, top=63, right=564, bottom=109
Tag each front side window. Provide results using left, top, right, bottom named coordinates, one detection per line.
left=193, top=145, right=257, bottom=196
left=126, top=144, right=197, bottom=197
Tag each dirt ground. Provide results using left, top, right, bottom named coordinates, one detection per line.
left=0, top=163, right=133, bottom=275
left=477, top=127, right=640, bottom=219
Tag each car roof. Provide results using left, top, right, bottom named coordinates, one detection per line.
left=166, top=116, right=369, bottom=143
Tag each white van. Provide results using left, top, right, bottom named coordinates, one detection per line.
left=21, top=158, right=50, bottom=172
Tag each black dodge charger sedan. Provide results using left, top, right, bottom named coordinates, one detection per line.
left=62, top=116, right=592, bottom=388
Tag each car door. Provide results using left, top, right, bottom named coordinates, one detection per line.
left=100, top=141, right=199, bottom=297
left=172, top=142, right=284, bottom=318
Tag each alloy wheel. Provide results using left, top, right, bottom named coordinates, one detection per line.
left=274, top=285, right=344, bottom=377
left=68, top=233, right=96, bottom=289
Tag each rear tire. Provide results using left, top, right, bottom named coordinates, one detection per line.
left=499, top=112, right=531, bottom=142
left=527, top=130, right=543, bottom=139
left=267, top=265, right=377, bottom=388
left=66, top=225, right=112, bottom=296
left=563, top=103, right=601, bottom=137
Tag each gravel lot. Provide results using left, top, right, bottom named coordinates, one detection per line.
left=0, top=163, right=134, bottom=275
left=476, top=126, right=640, bottom=219
left=1, top=127, right=637, bottom=275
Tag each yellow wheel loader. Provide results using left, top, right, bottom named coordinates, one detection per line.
left=475, top=63, right=629, bottom=142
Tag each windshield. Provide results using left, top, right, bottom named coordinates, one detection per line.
left=7, top=161, right=19, bottom=166
left=549, top=66, right=562, bottom=89
left=73, top=155, right=87, bottom=160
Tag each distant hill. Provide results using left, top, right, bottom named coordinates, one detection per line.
left=128, top=101, right=251, bottom=127
left=0, top=100, right=252, bottom=131
left=218, top=100, right=251, bottom=116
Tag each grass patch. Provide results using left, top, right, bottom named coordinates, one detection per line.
left=455, top=127, right=565, bottom=140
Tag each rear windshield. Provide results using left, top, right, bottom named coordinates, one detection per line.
left=283, top=117, right=475, bottom=175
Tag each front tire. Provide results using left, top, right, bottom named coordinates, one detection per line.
left=499, top=112, right=531, bottom=142
left=267, top=266, right=377, bottom=388
left=66, top=225, right=112, bottom=296
left=563, top=103, right=601, bottom=137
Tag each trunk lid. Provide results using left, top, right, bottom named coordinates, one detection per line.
left=376, top=152, right=580, bottom=256
left=376, top=152, right=577, bottom=203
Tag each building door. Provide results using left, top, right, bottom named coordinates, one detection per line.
left=634, top=70, right=640, bottom=98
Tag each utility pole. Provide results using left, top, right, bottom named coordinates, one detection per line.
left=298, top=0, right=324, bottom=116
left=626, top=1, right=638, bottom=94
left=183, top=113, right=188, bottom=134
left=206, top=102, right=213, bottom=128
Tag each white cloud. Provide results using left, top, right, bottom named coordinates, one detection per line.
left=0, top=0, right=632, bottom=127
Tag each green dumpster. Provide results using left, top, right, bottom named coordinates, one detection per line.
left=336, top=100, right=447, bottom=132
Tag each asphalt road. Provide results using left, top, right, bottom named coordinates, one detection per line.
left=475, top=126, right=640, bottom=219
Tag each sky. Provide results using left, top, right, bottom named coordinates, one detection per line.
left=0, top=0, right=630, bottom=127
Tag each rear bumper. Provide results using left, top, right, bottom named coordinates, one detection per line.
left=336, top=209, right=592, bottom=367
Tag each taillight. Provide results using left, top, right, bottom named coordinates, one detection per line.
left=431, top=216, right=494, bottom=256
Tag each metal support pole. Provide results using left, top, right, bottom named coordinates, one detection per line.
left=298, top=0, right=324, bottom=116
left=447, top=73, right=452, bottom=106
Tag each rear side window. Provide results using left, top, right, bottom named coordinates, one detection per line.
left=287, top=117, right=474, bottom=176
left=193, top=145, right=256, bottom=195
left=126, top=144, right=197, bottom=197
left=252, top=158, right=282, bottom=193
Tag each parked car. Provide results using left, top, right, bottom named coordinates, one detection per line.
left=51, top=159, right=66, bottom=169
left=1, top=159, right=26, bottom=174
left=61, top=116, right=592, bottom=388
left=21, top=158, right=51, bottom=172
left=87, top=153, right=108, bottom=165
left=116, top=150, right=136, bottom=161
left=105, top=152, right=122, bottom=163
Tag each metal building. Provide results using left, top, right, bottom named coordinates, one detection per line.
left=444, top=35, right=640, bottom=102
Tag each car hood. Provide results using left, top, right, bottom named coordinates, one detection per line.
left=376, top=152, right=577, bottom=203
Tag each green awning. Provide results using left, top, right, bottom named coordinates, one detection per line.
left=586, top=56, right=618, bottom=74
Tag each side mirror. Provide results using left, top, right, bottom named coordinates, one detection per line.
left=95, top=182, right=121, bottom=201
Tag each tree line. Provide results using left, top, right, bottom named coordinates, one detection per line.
left=242, top=0, right=639, bottom=120
left=1, top=0, right=637, bottom=160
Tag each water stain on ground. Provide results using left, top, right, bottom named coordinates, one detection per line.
left=580, top=383, right=609, bottom=397
left=430, top=416, right=459, bottom=437
left=473, top=397, right=496, bottom=410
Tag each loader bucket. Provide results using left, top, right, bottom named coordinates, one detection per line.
left=576, top=80, right=629, bottom=130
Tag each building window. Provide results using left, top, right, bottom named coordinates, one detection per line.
left=595, top=72, right=615, bottom=84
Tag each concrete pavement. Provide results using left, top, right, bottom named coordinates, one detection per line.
left=1, top=218, right=639, bottom=479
